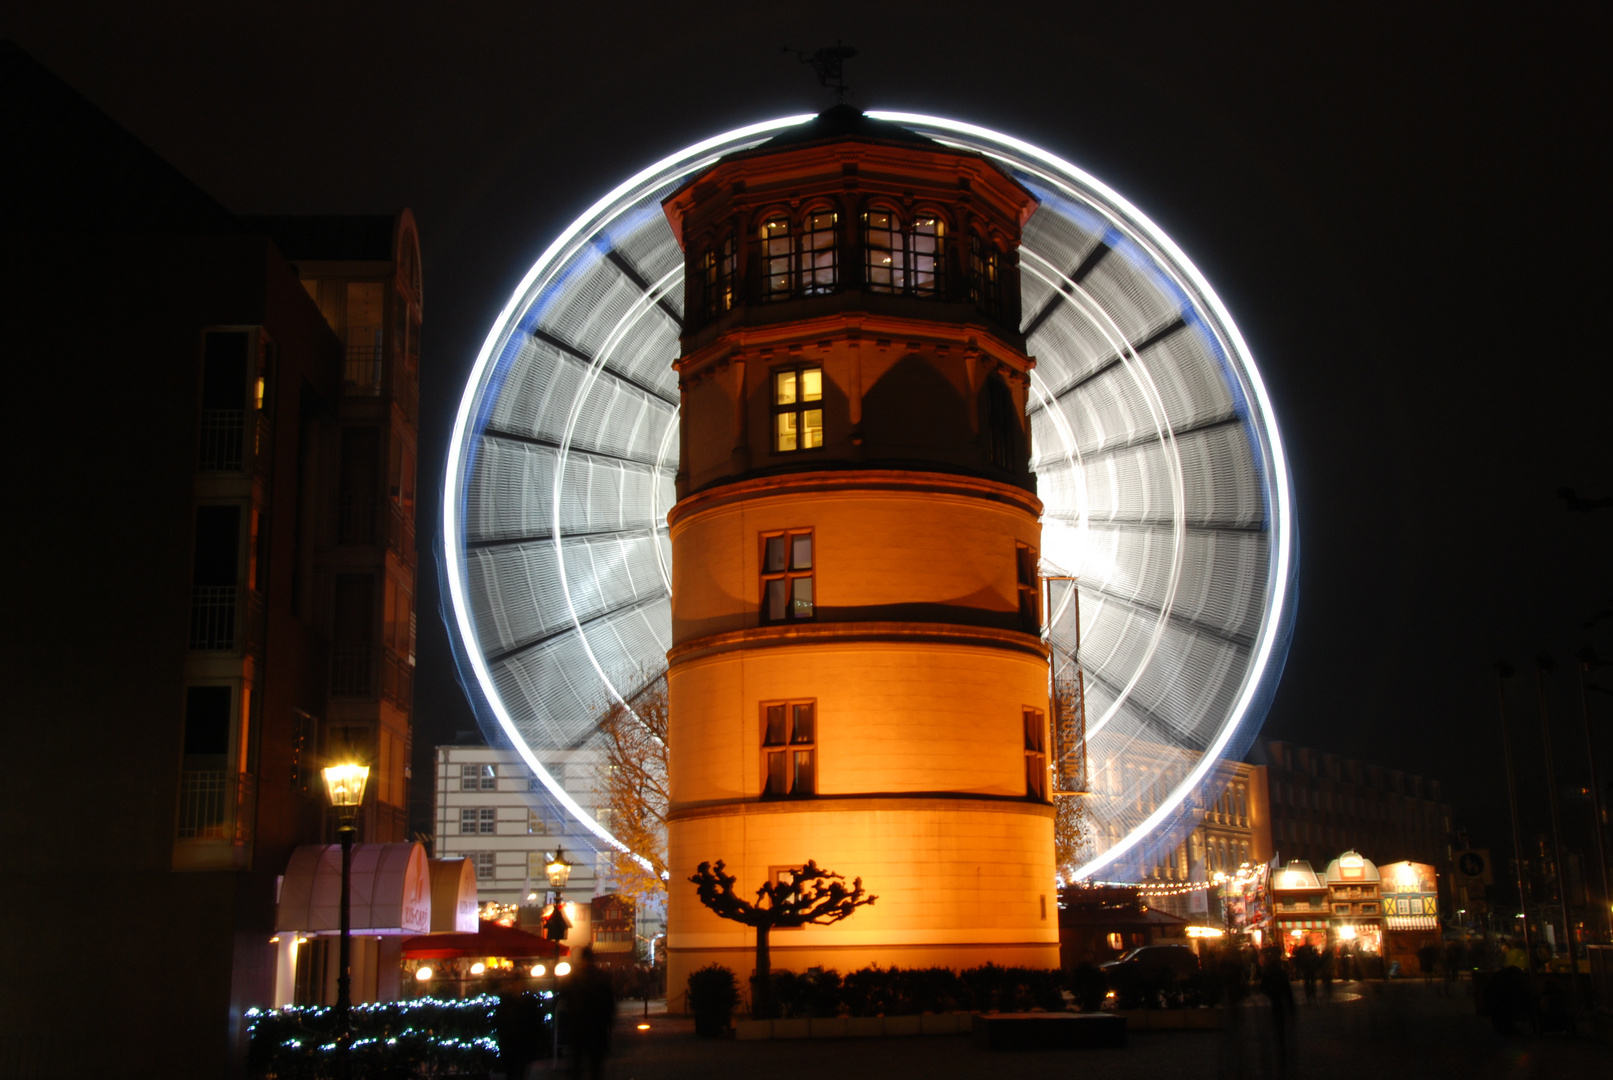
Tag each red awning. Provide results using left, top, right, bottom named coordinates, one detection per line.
left=401, top=920, right=570, bottom=960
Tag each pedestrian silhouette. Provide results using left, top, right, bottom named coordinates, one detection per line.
left=563, top=946, right=617, bottom=1080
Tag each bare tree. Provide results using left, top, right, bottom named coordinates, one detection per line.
left=594, top=675, right=669, bottom=909
left=1054, top=794, right=1090, bottom=880
left=689, top=859, right=876, bottom=1017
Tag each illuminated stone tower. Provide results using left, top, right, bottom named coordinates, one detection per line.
left=662, top=107, right=1058, bottom=987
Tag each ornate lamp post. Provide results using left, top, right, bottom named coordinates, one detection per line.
left=322, top=762, right=370, bottom=1075
left=543, top=846, right=574, bottom=943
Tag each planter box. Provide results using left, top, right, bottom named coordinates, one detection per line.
left=881, top=1015, right=922, bottom=1037
left=810, top=1018, right=850, bottom=1039
left=971, top=1012, right=1126, bottom=1051
left=771, top=1018, right=812, bottom=1040
left=1184, top=1009, right=1225, bottom=1030
left=1147, top=1011, right=1186, bottom=1030
left=734, top=1019, right=771, bottom=1041
left=921, top=1012, right=967, bottom=1035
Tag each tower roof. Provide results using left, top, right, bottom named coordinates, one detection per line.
left=746, top=103, right=943, bottom=155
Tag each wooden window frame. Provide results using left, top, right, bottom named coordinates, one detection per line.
left=761, top=700, right=817, bottom=798
left=1024, top=707, right=1049, bottom=801
left=760, top=529, right=815, bottom=623
left=770, top=366, right=824, bottom=454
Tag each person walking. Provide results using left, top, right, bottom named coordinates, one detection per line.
left=1260, top=951, right=1297, bottom=1080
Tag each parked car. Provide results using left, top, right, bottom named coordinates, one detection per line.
left=1099, top=944, right=1201, bottom=979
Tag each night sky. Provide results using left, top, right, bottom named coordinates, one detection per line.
left=11, top=4, right=1610, bottom=853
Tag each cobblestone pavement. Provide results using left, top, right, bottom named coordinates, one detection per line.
left=587, top=981, right=1612, bottom=1080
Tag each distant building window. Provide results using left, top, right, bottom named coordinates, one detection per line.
left=762, top=701, right=816, bottom=797
left=474, top=852, right=496, bottom=881
left=1024, top=708, right=1048, bottom=800
left=772, top=366, right=824, bottom=452
left=761, top=531, right=814, bottom=623
left=527, top=810, right=548, bottom=835
left=461, top=764, right=496, bottom=791
left=461, top=807, right=496, bottom=835
left=700, top=236, right=735, bottom=320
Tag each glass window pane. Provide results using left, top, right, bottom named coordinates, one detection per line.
left=767, top=751, right=788, bottom=795
left=775, top=371, right=797, bottom=405
left=767, top=578, right=789, bottom=621
left=790, top=533, right=812, bottom=570
left=792, top=703, right=814, bottom=743
left=801, top=368, right=822, bottom=402
left=791, top=576, right=814, bottom=619
left=802, top=408, right=823, bottom=448
left=793, top=750, right=815, bottom=794
left=775, top=412, right=797, bottom=452
left=765, top=704, right=788, bottom=746
left=764, top=535, right=787, bottom=573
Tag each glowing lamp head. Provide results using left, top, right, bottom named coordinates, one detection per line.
left=470, top=962, right=486, bottom=975
left=554, top=961, right=572, bottom=977
left=322, top=763, right=370, bottom=808
left=415, top=966, right=434, bottom=982
left=530, top=963, right=546, bottom=978
left=545, top=847, right=574, bottom=889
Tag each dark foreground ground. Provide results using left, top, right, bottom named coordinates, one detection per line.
left=586, top=981, right=1612, bottom=1080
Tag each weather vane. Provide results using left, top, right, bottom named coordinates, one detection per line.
left=786, top=41, right=858, bottom=105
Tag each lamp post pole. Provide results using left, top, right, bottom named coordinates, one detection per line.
left=322, top=763, right=370, bottom=1080
left=543, top=847, right=574, bottom=1065
left=1495, top=662, right=1535, bottom=970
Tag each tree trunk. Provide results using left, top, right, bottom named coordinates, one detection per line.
left=751, top=924, right=777, bottom=1020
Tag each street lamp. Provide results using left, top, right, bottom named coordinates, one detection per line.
left=322, top=762, right=370, bottom=1075
left=543, top=847, right=574, bottom=943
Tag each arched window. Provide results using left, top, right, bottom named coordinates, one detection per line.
left=988, top=376, right=1017, bottom=469
left=759, top=215, right=794, bottom=300
left=909, top=214, right=944, bottom=295
left=701, top=236, right=735, bottom=320
left=970, top=234, right=1001, bottom=318
left=799, top=208, right=838, bottom=294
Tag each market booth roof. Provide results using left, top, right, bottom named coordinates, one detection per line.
left=428, top=857, right=479, bottom=932
left=401, top=919, right=570, bottom=960
left=276, top=842, right=431, bottom=935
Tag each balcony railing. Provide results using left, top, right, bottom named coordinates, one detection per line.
left=338, top=493, right=378, bottom=545
left=189, top=586, right=237, bottom=650
left=198, top=409, right=245, bottom=471
left=380, top=650, right=414, bottom=709
left=331, top=642, right=374, bottom=698
left=344, top=345, right=385, bottom=396
left=386, top=502, right=416, bottom=565
left=176, top=769, right=255, bottom=845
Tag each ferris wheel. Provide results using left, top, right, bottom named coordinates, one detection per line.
left=442, top=112, right=1297, bottom=883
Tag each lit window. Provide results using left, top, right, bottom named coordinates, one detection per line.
left=700, top=236, right=735, bottom=320
left=1024, top=708, right=1048, bottom=800
left=1016, top=543, right=1039, bottom=632
left=527, top=810, right=547, bottom=835
left=761, top=531, right=814, bottom=623
left=762, top=702, right=816, bottom=797
left=799, top=209, right=838, bottom=294
left=760, top=216, right=794, bottom=299
left=864, top=212, right=945, bottom=296
left=772, top=367, right=824, bottom=452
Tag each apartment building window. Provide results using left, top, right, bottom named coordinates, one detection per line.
left=189, top=506, right=241, bottom=650
left=1016, top=543, right=1039, bottom=633
left=330, top=574, right=375, bottom=697
left=1024, top=707, right=1048, bottom=800
left=337, top=427, right=380, bottom=544
left=199, top=331, right=250, bottom=471
left=474, top=852, right=496, bottom=881
left=461, top=807, right=496, bottom=835
left=762, top=701, right=816, bottom=797
left=527, top=810, right=548, bottom=835
left=461, top=764, right=496, bottom=791
left=772, top=366, right=823, bottom=452
left=761, top=531, right=814, bottom=623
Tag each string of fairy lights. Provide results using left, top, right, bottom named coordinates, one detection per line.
left=247, top=995, right=517, bottom=1058
left=1075, top=862, right=1269, bottom=899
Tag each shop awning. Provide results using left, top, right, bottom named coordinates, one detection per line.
left=276, top=842, right=431, bottom=935
left=428, top=858, right=478, bottom=932
left=401, top=920, right=569, bottom=960
left=1385, top=915, right=1439, bottom=931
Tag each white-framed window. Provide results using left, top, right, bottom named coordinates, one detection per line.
left=762, top=701, right=816, bottom=797
left=460, top=807, right=496, bottom=835
left=474, top=852, right=496, bottom=881
left=527, top=810, right=547, bottom=836
left=461, top=763, right=495, bottom=791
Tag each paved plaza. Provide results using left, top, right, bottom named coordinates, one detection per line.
left=591, top=981, right=1612, bottom=1080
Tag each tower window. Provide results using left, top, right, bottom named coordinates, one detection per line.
left=864, top=212, right=945, bottom=296
left=1016, top=543, right=1039, bottom=632
left=988, top=377, right=1018, bottom=468
left=761, top=530, right=814, bottom=622
left=762, top=701, right=817, bottom=797
left=772, top=366, right=823, bottom=452
left=700, top=236, right=735, bottom=320
left=970, top=235, right=1002, bottom=318
left=799, top=210, right=838, bottom=294
left=760, top=216, right=794, bottom=300
left=1024, top=708, right=1048, bottom=800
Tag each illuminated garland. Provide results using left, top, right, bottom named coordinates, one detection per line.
left=246, top=994, right=533, bottom=1072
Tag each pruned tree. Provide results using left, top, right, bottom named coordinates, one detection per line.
left=690, top=859, right=876, bottom=1015
left=594, top=675, right=669, bottom=909
left=1054, top=794, right=1091, bottom=880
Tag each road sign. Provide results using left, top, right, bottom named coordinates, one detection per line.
left=1455, top=849, right=1493, bottom=885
